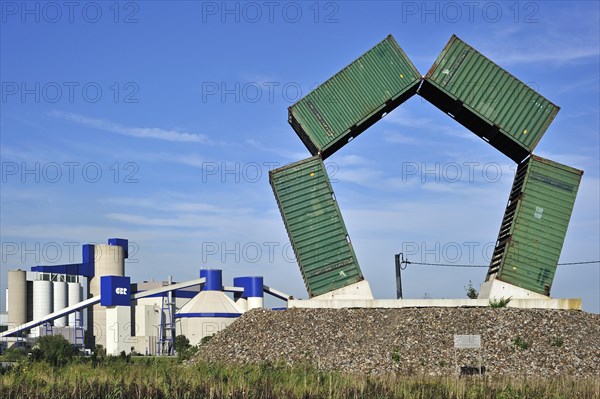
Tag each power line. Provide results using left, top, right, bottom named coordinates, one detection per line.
left=409, top=262, right=486, bottom=268
left=405, top=260, right=600, bottom=268
left=557, top=261, right=600, bottom=266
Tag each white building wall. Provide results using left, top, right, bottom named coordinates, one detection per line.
left=177, top=317, right=236, bottom=346
left=105, top=306, right=132, bottom=356
left=134, top=304, right=158, bottom=337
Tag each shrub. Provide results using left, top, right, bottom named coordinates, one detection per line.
left=174, top=335, right=191, bottom=355
left=390, top=349, right=400, bottom=363
left=550, top=336, right=564, bottom=347
left=464, top=280, right=479, bottom=299
left=31, top=335, right=78, bottom=367
left=489, top=297, right=512, bottom=308
left=513, top=336, right=529, bottom=350
left=1, top=347, right=27, bottom=362
left=175, top=334, right=202, bottom=361
left=200, top=334, right=214, bottom=345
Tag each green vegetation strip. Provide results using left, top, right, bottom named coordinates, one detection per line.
left=1, top=358, right=599, bottom=399
left=1, top=336, right=598, bottom=399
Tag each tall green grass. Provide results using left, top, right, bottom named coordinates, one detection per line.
left=1, top=358, right=598, bottom=399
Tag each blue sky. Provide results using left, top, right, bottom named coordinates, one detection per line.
left=1, top=1, right=599, bottom=312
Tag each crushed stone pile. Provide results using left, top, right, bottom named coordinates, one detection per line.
left=195, top=307, right=600, bottom=377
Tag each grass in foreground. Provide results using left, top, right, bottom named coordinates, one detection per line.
left=0, top=357, right=598, bottom=399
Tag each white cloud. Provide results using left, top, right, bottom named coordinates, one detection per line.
left=555, top=78, right=600, bottom=95
left=533, top=151, right=597, bottom=173
left=335, top=167, right=383, bottom=186
left=332, top=154, right=372, bottom=167
left=490, top=45, right=599, bottom=66
left=50, top=111, right=211, bottom=143
left=475, top=21, right=600, bottom=67
left=244, top=138, right=309, bottom=161
left=383, top=107, right=477, bottom=142
left=384, top=132, right=431, bottom=145
left=106, top=197, right=222, bottom=214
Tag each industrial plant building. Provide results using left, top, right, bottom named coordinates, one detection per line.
left=1, top=238, right=290, bottom=355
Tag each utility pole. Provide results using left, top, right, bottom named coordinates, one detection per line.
left=395, top=253, right=404, bottom=299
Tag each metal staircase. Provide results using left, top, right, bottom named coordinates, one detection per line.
left=156, top=292, right=175, bottom=356
left=43, top=321, right=53, bottom=336
left=73, top=310, right=85, bottom=351
left=487, top=160, right=529, bottom=278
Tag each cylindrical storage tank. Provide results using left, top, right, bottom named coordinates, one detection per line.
left=53, top=281, right=68, bottom=327
left=200, top=269, right=223, bottom=291
left=245, top=277, right=264, bottom=310
left=89, top=244, right=126, bottom=348
left=8, top=270, right=27, bottom=326
left=90, top=244, right=126, bottom=288
left=32, top=280, right=53, bottom=336
left=233, top=276, right=264, bottom=311
left=67, top=282, right=82, bottom=326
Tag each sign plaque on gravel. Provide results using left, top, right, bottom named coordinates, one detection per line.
left=454, top=335, right=481, bottom=349
left=453, top=335, right=482, bottom=375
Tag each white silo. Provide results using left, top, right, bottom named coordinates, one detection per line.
left=67, top=282, right=82, bottom=326
left=53, top=281, right=68, bottom=327
left=89, top=243, right=125, bottom=348
left=7, top=270, right=27, bottom=326
left=32, top=280, right=53, bottom=337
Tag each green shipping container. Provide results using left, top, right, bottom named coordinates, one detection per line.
left=487, top=155, right=583, bottom=295
left=288, top=35, right=421, bottom=160
left=269, top=156, right=364, bottom=297
left=420, top=35, right=560, bottom=163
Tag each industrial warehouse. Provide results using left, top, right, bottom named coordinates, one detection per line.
left=0, top=34, right=589, bottom=361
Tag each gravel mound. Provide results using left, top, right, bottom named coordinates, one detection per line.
left=196, top=307, right=600, bottom=377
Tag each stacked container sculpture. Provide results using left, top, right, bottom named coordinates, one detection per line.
left=270, top=34, right=582, bottom=298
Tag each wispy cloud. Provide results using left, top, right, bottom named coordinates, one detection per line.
left=333, top=154, right=372, bottom=167
left=178, top=154, right=206, bottom=168
left=335, top=167, right=383, bottom=186
left=555, top=78, right=600, bottom=95
left=476, top=23, right=600, bottom=66
left=107, top=197, right=222, bottom=214
left=0, top=146, right=47, bottom=163
left=244, top=138, right=308, bottom=161
left=490, top=46, right=599, bottom=66
left=383, top=108, right=476, bottom=142
left=50, top=111, right=211, bottom=143
left=105, top=213, right=200, bottom=228
left=384, top=132, right=432, bottom=145
left=534, top=151, right=598, bottom=173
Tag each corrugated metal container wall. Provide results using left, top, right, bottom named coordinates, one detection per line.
left=487, top=155, right=583, bottom=295
left=288, top=35, right=421, bottom=159
left=420, top=35, right=560, bottom=163
left=269, top=156, right=364, bottom=297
